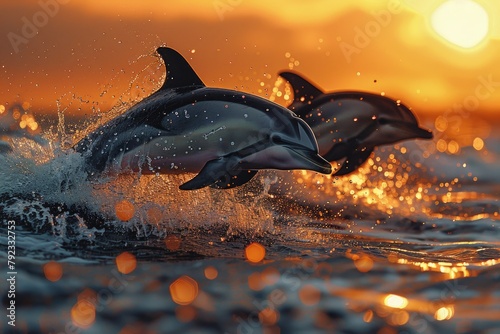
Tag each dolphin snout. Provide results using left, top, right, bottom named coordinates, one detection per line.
left=416, top=126, right=433, bottom=139
left=387, top=120, right=434, bottom=140
left=402, top=123, right=433, bottom=139
left=288, top=146, right=332, bottom=174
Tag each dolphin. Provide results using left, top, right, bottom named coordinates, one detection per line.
left=279, top=71, right=433, bottom=175
left=75, top=47, right=331, bottom=190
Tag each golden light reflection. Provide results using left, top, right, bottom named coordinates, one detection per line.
left=258, top=308, right=279, bottom=326
left=114, top=200, right=135, bottom=222
left=43, top=261, right=63, bottom=282
left=286, top=108, right=496, bottom=223
left=354, top=255, right=374, bottom=273
left=19, top=114, right=39, bottom=131
left=245, top=242, right=266, bottom=263
left=388, top=310, right=410, bottom=326
left=473, top=137, right=484, bottom=150
left=170, top=276, right=199, bottom=305
left=204, top=266, right=218, bottom=280
left=248, top=272, right=264, bottom=291
left=384, top=294, right=408, bottom=309
left=434, top=305, right=455, bottom=321
left=71, top=299, right=96, bottom=329
left=447, top=140, right=460, bottom=154
left=115, top=252, right=137, bottom=274
left=363, top=309, right=374, bottom=323
left=396, top=258, right=472, bottom=278
left=298, top=284, right=321, bottom=306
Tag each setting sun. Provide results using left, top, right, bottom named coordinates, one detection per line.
left=431, top=0, right=489, bottom=48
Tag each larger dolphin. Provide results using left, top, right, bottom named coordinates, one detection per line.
left=75, top=48, right=331, bottom=190
left=279, top=71, right=433, bottom=175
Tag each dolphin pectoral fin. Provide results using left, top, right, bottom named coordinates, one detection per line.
left=179, top=158, right=228, bottom=190
left=211, top=170, right=257, bottom=189
left=323, top=142, right=354, bottom=162
left=278, top=71, right=324, bottom=115
left=334, top=148, right=374, bottom=176
left=179, top=157, right=256, bottom=190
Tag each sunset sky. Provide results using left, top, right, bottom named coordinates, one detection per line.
left=1, top=0, right=500, bottom=120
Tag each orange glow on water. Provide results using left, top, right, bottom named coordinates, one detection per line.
left=384, top=294, right=408, bottom=309
left=352, top=253, right=374, bottom=273
left=175, top=305, right=197, bottom=323
left=170, top=276, right=199, bottom=305
left=388, top=310, right=410, bottom=326
left=259, top=308, right=279, bottom=326
left=298, top=284, right=321, bottom=306
left=434, top=306, right=455, bottom=321
left=71, top=300, right=96, bottom=329
left=245, top=242, right=266, bottom=263
left=248, top=272, right=264, bottom=291
left=43, top=261, right=63, bottom=282
left=363, top=310, right=374, bottom=323
left=204, top=266, right=218, bottom=280
left=115, top=200, right=135, bottom=222
left=115, top=252, right=137, bottom=274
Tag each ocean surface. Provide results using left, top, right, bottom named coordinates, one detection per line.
left=1, top=97, right=499, bottom=334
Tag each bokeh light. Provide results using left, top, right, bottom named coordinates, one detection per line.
left=43, top=261, right=63, bottom=282
left=116, top=252, right=137, bottom=274
left=170, top=276, right=199, bottom=305
left=435, top=306, right=455, bottom=321
left=473, top=137, right=484, bottom=150
left=115, top=200, right=135, bottom=221
left=204, top=266, right=218, bottom=280
left=71, top=300, right=96, bottom=329
left=298, top=284, right=321, bottom=306
left=245, top=242, right=266, bottom=263
left=384, top=294, right=408, bottom=309
left=258, top=308, right=279, bottom=326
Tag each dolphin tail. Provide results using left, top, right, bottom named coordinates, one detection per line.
left=179, top=157, right=257, bottom=190
left=278, top=71, right=324, bottom=115
left=334, top=148, right=374, bottom=176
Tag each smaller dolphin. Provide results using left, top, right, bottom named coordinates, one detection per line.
left=75, top=48, right=331, bottom=190
left=279, top=71, right=433, bottom=175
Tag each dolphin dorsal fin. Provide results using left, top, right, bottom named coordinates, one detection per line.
left=279, top=71, right=324, bottom=107
left=156, top=47, right=205, bottom=91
